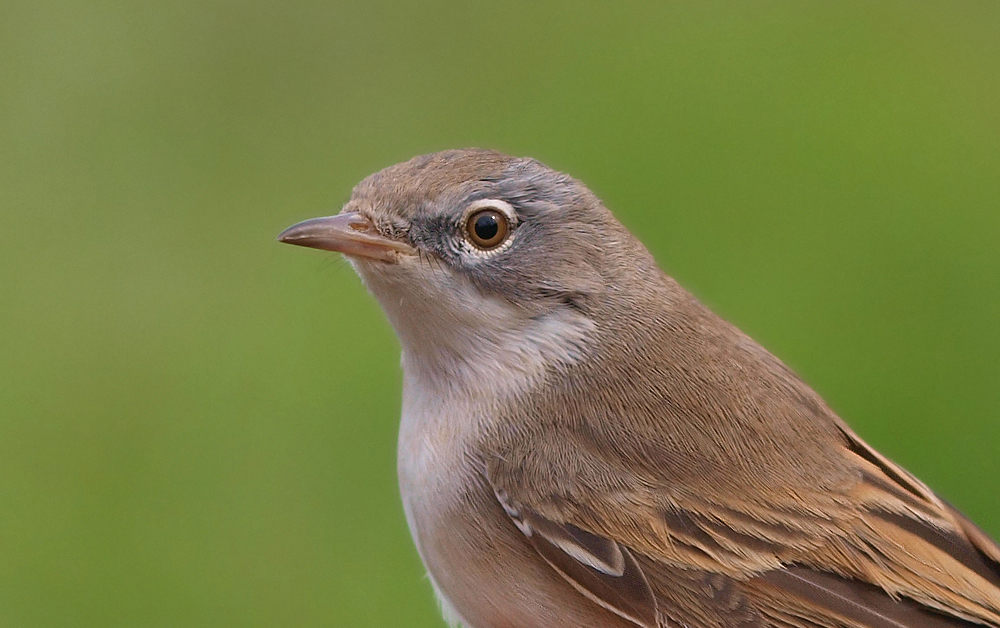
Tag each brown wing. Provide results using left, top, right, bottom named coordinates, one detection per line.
left=487, top=421, right=1000, bottom=628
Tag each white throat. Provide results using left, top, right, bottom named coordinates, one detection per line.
left=354, top=257, right=596, bottom=402
left=352, top=255, right=596, bottom=501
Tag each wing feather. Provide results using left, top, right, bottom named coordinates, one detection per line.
left=493, top=485, right=658, bottom=627
left=487, top=423, right=1000, bottom=628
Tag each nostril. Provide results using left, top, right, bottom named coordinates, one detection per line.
left=344, top=213, right=374, bottom=232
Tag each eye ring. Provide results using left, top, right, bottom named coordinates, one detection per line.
left=465, top=207, right=510, bottom=250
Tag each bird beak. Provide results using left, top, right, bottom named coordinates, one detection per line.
left=277, top=212, right=416, bottom=263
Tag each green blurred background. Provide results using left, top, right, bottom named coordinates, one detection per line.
left=1, top=1, right=998, bottom=626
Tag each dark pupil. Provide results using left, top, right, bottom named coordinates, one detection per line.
left=474, top=213, right=499, bottom=241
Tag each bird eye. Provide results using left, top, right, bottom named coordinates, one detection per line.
left=465, top=208, right=509, bottom=250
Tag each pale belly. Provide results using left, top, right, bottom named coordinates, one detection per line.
left=393, top=351, right=630, bottom=627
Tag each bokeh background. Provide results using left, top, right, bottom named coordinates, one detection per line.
left=1, top=1, right=998, bottom=626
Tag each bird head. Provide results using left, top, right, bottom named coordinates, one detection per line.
left=279, top=149, right=661, bottom=394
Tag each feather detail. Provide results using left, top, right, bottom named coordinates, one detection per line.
left=486, top=420, right=1000, bottom=628
left=492, top=485, right=659, bottom=627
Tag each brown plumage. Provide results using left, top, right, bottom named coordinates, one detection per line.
left=486, top=268, right=1000, bottom=628
left=279, top=149, right=1000, bottom=628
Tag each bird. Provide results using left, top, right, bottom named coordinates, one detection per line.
left=278, top=149, right=1000, bottom=628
